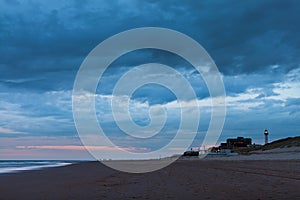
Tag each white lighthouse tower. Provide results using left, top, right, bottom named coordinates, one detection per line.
left=264, top=129, right=269, bottom=144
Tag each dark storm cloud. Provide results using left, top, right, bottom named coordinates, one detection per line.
left=1, top=0, right=300, bottom=93
left=182, top=0, right=300, bottom=74
left=0, top=0, right=298, bottom=108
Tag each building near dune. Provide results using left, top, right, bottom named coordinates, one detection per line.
left=226, top=137, right=252, bottom=149
left=212, top=137, right=252, bottom=151
left=183, top=136, right=252, bottom=156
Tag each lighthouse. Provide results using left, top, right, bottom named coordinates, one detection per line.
left=264, top=129, right=269, bottom=144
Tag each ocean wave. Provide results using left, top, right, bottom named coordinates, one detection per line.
left=0, top=161, right=72, bottom=174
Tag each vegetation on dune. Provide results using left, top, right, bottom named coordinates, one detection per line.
left=262, top=136, right=300, bottom=150
left=233, top=136, right=300, bottom=155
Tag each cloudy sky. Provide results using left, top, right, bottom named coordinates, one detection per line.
left=1, top=0, right=300, bottom=159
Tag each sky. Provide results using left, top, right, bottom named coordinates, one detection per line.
left=0, top=0, right=300, bottom=160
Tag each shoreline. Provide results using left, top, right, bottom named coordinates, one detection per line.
left=0, top=160, right=75, bottom=174
left=1, top=148, right=299, bottom=174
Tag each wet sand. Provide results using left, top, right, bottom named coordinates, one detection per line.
left=0, top=160, right=299, bottom=200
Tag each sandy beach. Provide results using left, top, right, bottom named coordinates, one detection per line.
left=0, top=158, right=299, bottom=200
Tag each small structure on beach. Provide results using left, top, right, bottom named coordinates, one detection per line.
left=183, top=150, right=199, bottom=156
left=183, top=148, right=200, bottom=156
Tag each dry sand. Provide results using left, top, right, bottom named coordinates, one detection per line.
left=0, top=158, right=299, bottom=200
left=204, top=146, right=300, bottom=161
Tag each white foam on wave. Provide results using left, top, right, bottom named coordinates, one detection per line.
left=0, top=162, right=72, bottom=174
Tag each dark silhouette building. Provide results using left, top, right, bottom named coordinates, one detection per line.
left=183, top=150, right=199, bottom=156
left=226, top=137, right=252, bottom=149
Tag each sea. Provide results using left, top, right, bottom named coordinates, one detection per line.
left=0, top=160, right=73, bottom=174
